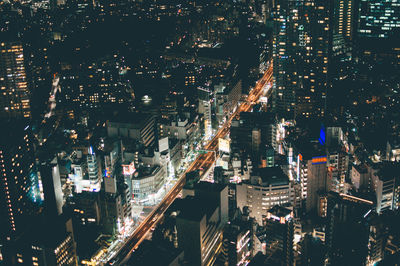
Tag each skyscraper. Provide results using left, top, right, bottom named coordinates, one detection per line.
left=272, top=0, right=300, bottom=118
left=0, top=42, right=31, bottom=119
left=358, top=0, right=400, bottom=39
left=332, top=0, right=355, bottom=41
left=0, top=123, right=38, bottom=243
left=264, top=205, right=294, bottom=265
left=325, top=192, right=373, bottom=265
left=272, top=0, right=330, bottom=119
left=297, top=0, right=330, bottom=118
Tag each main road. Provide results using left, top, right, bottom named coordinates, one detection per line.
left=107, top=62, right=273, bottom=265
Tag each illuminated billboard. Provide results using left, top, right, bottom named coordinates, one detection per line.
left=312, top=156, right=327, bottom=165
left=218, top=138, right=230, bottom=153
left=319, top=124, right=326, bottom=145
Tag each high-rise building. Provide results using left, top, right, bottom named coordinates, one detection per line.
left=272, top=0, right=300, bottom=118
left=39, top=157, right=64, bottom=218
left=236, top=167, right=295, bottom=225
left=107, top=113, right=156, bottom=148
left=299, top=0, right=330, bottom=118
left=330, top=0, right=355, bottom=77
left=86, top=148, right=101, bottom=192
left=176, top=198, right=223, bottom=266
left=0, top=123, right=38, bottom=242
left=6, top=214, right=78, bottom=266
left=11, top=224, right=78, bottom=266
left=0, top=42, right=31, bottom=119
left=176, top=183, right=228, bottom=266
left=358, top=0, right=400, bottom=39
left=293, top=140, right=328, bottom=213
left=272, top=0, right=330, bottom=119
left=325, top=192, right=373, bottom=265
left=370, top=162, right=400, bottom=213
left=332, top=0, right=355, bottom=41
left=230, top=112, right=277, bottom=154
left=221, top=208, right=255, bottom=266
left=61, top=56, right=134, bottom=112
left=264, top=205, right=294, bottom=265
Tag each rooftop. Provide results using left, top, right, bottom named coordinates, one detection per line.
left=377, top=162, right=400, bottom=181
left=194, top=181, right=227, bottom=193
left=177, top=196, right=218, bottom=222
left=107, top=112, right=155, bottom=128
left=250, top=167, right=289, bottom=187
left=268, top=205, right=292, bottom=218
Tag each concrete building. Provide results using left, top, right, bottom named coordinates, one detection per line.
left=131, top=166, right=165, bottom=203
left=236, top=167, right=294, bottom=225
left=0, top=42, right=31, bottom=119
left=294, top=141, right=328, bottom=213
left=264, top=205, right=294, bottom=266
left=176, top=199, right=223, bottom=265
left=13, top=229, right=77, bottom=266
left=221, top=208, right=255, bottom=266
left=158, top=116, right=198, bottom=141
left=231, top=112, right=277, bottom=154
left=326, top=192, right=373, bottom=265
left=107, top=113, right=156, bottom=147
left=351, top=163, right=369, bottom=191
left=101, top=188, right=132, bottom=235
left=215, top=79, right=242, bottom=123
left=370, top=163, right=400, bottom=213
left=0, top=123, right=38, bottom=244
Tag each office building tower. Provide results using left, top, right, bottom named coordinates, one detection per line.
left=39, top=157, right=64, bottom=218
left=272, top=0, right=330, bottom=119
left=358, top=0, right=400, bottom=39
left=236, top=167, right=294, bottom=225
left=231, top=112, right=277, bottom=154
left=264, top=205, right=294, bottom=266
left=272, top=0, right=300, bottom=118
left=331, top=0, right=355, bottom=52
left=370, top=162, right=400, bottom=213
left=0, top=123, right=37, bottom=242
left=351, top=163, right=369, bottom=191
left=332, top=0, right=355, bottom=41
left=11, top=218, right=78, bottom=266
left=368, top=216, right=387, bottom=265
left=222, top=209, right=255, bottom=266
left=176, top=198, right=223, bottom=266
left=107, top=113, right=156, bottom=147
left=199, top=99, right=212, bottom=138
left=86, top=148, right=101, bottom=191
left=299, top=0, right=330, bottom=118
left=330, top=0, right=354, bottom=80
left=194, top=182, right=229, bottom=225
left=176, top=183, right=228, bottom=266
left=252, top=128, right=262, bottom=157
left=0, top=42, right=31, bottom=119
left=305, top=155, right=328, bottom=212
left=68, top=191, right=101, bottom=228
left=327, top=147, right=349, bottom=192
left=131, top=166, right=165, bottom=202
left=215, top=78, right=242, bottom=124
left=325, top=192, right=373, bottom=265
left=299, top=234, right=326, bottom=266
left=294, top=141, right=328, bottom=213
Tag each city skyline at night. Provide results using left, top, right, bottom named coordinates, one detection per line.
left=0, top=0, right=399, bottom=265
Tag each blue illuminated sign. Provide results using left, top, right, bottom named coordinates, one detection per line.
left=319, top=124, right=326, bottom=145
